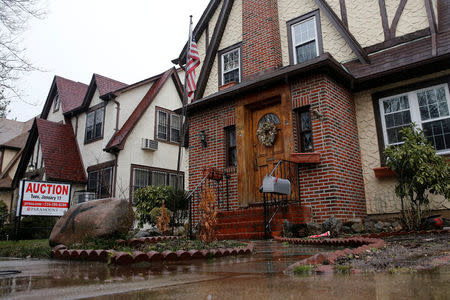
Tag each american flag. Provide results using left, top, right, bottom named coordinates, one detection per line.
left=186, top=38, right=200, bottom=100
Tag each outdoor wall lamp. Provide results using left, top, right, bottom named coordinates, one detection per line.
left=199, top=130, right=207, bottom=148
left=26, top=162, right=36, bottom=173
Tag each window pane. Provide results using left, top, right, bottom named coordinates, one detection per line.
left=94, top=108, right=104, bottom=138
left=301, top=111, right=311, bottom=131
left=423, top=118, right=450, bottom=150
left=152, top=171, right=166, bottom=186
left=99, top=168, right=112, bottom=198
left=158, top=111, right=168, bottom=140
left=229, top=147, right=237, bottom=167
left=223, top=69, right=239, bottom=85
left=87, top=171, right=98, bottom=192
left=228, top=128, right=236, bottom=147
left=296, top=41, right=317, bottom=64
left=169, top=174, right=184, bottom=190
left=418, top=87, right=450, bottom=121
left=86, top=112, right=95, bottom=140
left=293, top=18, right=316, bottom=44
left=303, top=132, right=313, bottom=151
left=170, top=115, right=181, bottom=143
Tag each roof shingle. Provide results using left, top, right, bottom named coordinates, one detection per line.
left=94, top=74, right=128, bottom=96
left=55, top=76, right=88, bottom=113
left=36, top=119, right=86, bottom=183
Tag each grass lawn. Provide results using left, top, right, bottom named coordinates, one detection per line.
left=0, top=239, right=50, bottom=258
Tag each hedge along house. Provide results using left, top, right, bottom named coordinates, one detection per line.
left=13, top=67, right=188, bottom=209
left=174, top=0, right=450, bottom=239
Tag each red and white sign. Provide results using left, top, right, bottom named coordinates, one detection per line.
left=20, top=181, right=71, bottom=216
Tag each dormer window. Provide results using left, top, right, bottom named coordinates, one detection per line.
left=219, top=43, right=242, bottom=86
left=53, top=94, right=60, bottom=112
left=85, top=104, right=105, bottom=143
left=287, top=11, right=323, bottom=65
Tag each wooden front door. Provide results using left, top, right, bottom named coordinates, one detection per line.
left=251, top=101, right=288, bottom=203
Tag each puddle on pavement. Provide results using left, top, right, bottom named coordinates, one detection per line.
left=0, top=241, right=448, bottom=299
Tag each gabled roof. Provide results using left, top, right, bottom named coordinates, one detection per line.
left=54, top=76, right=88, bottom=112
left=41, top=76, right=88, bottom=119
left=1, top=131, right=29, bottom=150
left=104, top=67, right=183, bottom=152
left=94, top=73, right=128, bottom=96
left=0, top=118, right=30, bottom=145
left=67, top=73, right=128, bottom=116
left=36, top=119, right=86, bottom=182
left=13, top=119, right=86, bottom=186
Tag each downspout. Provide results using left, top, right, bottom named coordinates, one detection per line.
left=112, top=97, right=120, bottom=197
left=113, top=153, right=118, bottom=198
left=113, top=99, right=120, bottom=132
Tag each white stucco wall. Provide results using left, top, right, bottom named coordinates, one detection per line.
left=115, top=78, right=188, bottom=200
left=116, top=82, right=154, bottom=129
left=46, top=96, right=65, bottom=124
left=355, top=70, right=450, bottom=215
left=75, top=90, right=116, bottom=169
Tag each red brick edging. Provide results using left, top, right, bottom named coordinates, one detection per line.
left=116, top=236, right=180, bottom=247
left=277, top=229, right=449, bottom=272
left=51, top=242, right=255, bottom=265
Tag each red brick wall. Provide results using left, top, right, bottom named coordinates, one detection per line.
left=188, top=102, right=239, bottom=221
left=291, top=75, right=366, bottom=222
left=242, top=0, right=282, bottom=79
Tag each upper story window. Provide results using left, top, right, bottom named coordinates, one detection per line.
left=156, top=107, right=181, bottom=143
left=85, top=104, right=105, bottom=143
left=287, top=11, right=322, bottom=65
left=219, top=43, right=242, bottom=86
left=379, top=83, right=450, bottom=153
left=53, top=94, right=60, bottom=112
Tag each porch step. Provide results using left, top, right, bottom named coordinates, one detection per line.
left=214, top=204, right=312, bottom=240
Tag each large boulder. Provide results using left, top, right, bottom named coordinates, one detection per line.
left=49, top=198, right=134, bottom=247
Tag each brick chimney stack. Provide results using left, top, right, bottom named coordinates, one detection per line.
left=242, top=0, right=282, bottom=80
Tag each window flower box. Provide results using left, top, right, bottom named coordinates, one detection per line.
left=290, top=152, right=320, bottom=164
left=373, top=167, right=396, bottom=178
left=202, top=167, right=223, bottom=181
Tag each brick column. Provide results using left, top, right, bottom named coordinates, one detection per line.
left=242, top=0, right=282, bottom=80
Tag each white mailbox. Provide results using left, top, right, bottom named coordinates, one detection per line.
left=262, top=175, right=291, bottom=195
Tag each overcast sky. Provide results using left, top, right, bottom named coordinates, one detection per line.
left=8, top=0, right=209, bottom=121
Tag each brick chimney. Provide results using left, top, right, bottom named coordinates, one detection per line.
left=242, top=0, right=282, bottom=80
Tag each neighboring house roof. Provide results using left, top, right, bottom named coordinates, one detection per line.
left=104, top=67, right=183, bottom=152
left=35, top=119, right=86, bottom=182
left=0, top=118, right=29, bottom=145
left=54, top=76, right=89, bottom=112
left=1, top=131, right=30, bottom=150
left=13, top=119, right=86, bottom=186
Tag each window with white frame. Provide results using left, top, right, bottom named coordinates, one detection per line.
left=156, top=108, right=181, bottom=143
left=221, top=47, right=240, bottom=85
left=291, top=16, right=318, bottom=64
left=170, top=114, right=181, bottom=143
left=379, top=83, right=450, bottom=153
left=85, top=106, right=104, bottom=142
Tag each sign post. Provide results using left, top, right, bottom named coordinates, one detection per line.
left=15, top=180, right=71, bottom=240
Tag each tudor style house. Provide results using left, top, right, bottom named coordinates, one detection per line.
left=174, top=0, right=450, bottom=238
left=12, top=67, right=188, bottom=209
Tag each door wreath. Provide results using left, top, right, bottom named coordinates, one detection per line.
left=257, top=121, right=277, bottom=147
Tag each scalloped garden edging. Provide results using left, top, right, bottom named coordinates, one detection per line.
left=277, top=229, right=449, bottom=273
left=116, top=235, right=181, bottom=247
left=51, top=242, right=255, bottom=265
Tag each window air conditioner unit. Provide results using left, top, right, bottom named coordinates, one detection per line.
left=141, top=138, right=158, bottom=151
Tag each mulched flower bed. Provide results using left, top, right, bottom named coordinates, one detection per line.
left=276, top=229, right=449, bottom=274
left=51, top=236, right=254, bottom=265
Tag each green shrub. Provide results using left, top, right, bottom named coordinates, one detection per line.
left=0, top=201, right=8, bottom=227
left=149, top=206, right=173, bottom=226
left=134, top=185, right=173, bottom=228
left=293, top=265, right=314, bottom=275
left=384, top=124, right=450, bottom=230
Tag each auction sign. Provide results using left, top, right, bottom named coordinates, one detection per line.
left=19, top=180, right=72, bottom=216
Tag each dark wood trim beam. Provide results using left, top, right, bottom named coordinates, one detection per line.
left=364, top=28, right=430, bottom=54
left=339, top=0, right=348, bottom=27
left=389, top=0, right=408, bottom=38
left=195, top=0, right=235, bottom=100
left=378, top=0, right=390, bottom=41
left=314, top=0, right=370, bottom=64
left=424, top=0, right=437, bottom=56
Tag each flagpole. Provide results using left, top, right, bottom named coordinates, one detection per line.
left=175, top=16, right=192, bottom=235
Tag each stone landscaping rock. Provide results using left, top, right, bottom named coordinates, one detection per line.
left=351, top=223, right=365, bottom=233
left=322, top=217, right=343, bottom=237
left=342, top=226, right=352, bottom=234
left=363, top=220, right=376, bottom=233
left=306, top=222, right=321, bottom=235
left=282, top=219, right=293, bottom=237
left=374, top=221, right=384, bottom=233
left=134, top=230, right=150, bottom=238
left=49, top=198, right=134, bottom=247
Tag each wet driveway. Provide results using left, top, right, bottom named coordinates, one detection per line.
left=0, top=241, right=449, bottom=299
